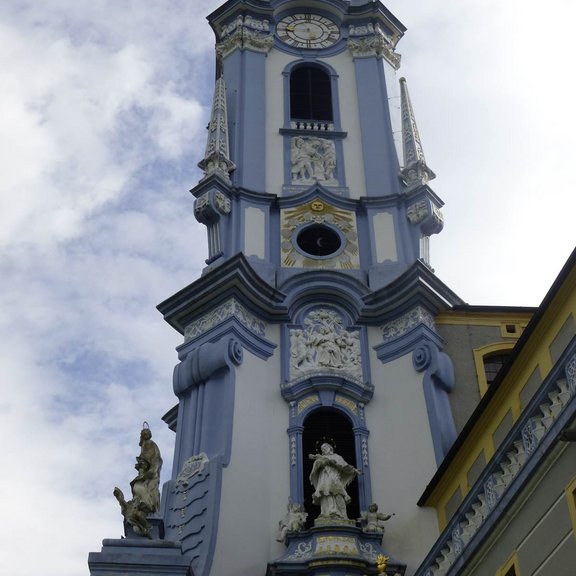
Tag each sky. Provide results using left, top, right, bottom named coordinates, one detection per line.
left=0, top=1, right=574, bottom=575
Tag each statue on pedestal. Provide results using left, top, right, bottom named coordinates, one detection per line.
left=309, top=442, right=361, bottom=521
left=114, top=423, right=163, bottom=537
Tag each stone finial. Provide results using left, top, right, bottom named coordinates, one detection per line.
left=399, top=77, right=436, bottom=187
left=198, top=75, right=235, bottom=183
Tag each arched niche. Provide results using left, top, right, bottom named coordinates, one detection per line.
left=286, top=389, right=372, bottom=526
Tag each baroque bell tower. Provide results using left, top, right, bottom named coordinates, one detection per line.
left=89, top=2, right=464, bottom=576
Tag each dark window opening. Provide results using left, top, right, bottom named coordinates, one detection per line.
left=302, top=408, right=359, bottom=528
left=296, top=224, right=341, bottom=257
left=290, top=66, right=333, bottom=122
left=484, top=351, right=512, bottom=387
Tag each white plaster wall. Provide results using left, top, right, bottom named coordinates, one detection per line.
left=210, top=325, right=289, bottom=575
left=244, top=206, right=266, bottom=259
left=373, top=211, right=398, bottom=263
left=366, top=325, right=440, bottom=575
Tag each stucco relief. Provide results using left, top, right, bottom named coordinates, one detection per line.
left=406, top=201, right=428, bottom=225
left=184, top=298, right=265, bottom=341
left=291, top=137, right=337, bottom=186
left=176, top=453, right=209, bottom=487
left=216, top=15, right=273, bottom=58
left=221, top=15, right=269, bottom=37
left=289, top=309, right=362, bottom=383
left=281, top=199, right=360, bottom=269
left=347, top=26, right=401, bottom=69
left=380, top=306, right=435, bottom=343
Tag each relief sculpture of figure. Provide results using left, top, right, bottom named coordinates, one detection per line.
left=291, top=137, right=315, bottom=182
left=114, top=423, right=163, bottom=537
left=309, top=442, right=361, bottom=520
left=291, top=137, right=337, bottom=185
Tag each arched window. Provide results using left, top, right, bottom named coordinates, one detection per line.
left=483, top=351, right=512, bottom=387
left=302, top=407, right=359, bottom=528
left=473, top=342, right=516, bottom=396
left=290, top=65, right=333, bottom=122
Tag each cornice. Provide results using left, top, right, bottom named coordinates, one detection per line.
left=359, top=261, right=465, bottom=323
left=157, top=253, right=289, bottom=334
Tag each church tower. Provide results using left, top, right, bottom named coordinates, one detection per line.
left=89, top=2, right=464, bottom=575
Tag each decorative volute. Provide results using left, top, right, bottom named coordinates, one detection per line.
left=198, top=75, right=235, bottom=183
left=399, top=77, right=436, bottom=187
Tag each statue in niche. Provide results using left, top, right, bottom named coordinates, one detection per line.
left=291, top=137, right=338, bottom=185
left=358, top=503, right=394, bottom=533
left=309, top=443, right=361, bottom=520
left=276, top=500, right=308, bottom=542
left=113, top=423, right=163, bottom=537
left=289, top=309, right=362, bottom=382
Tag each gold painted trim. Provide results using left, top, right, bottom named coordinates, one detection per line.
left=435, top=312, right=533, bottom=327
left=473, top=342, right=516, bottom=397
left=496, top=551, right=520, bottom=575
left=565, top=475, right=576, bottom=540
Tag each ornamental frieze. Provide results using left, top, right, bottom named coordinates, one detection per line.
left=380, top=306, right=435, bottom=343
left=217, top=15, right=273, bottom=58
left=347, top=26, right=401, bottom=69
left=184, top=298, right=265, bottom=341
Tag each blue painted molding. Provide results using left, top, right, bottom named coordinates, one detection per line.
left=360, top=260, right=464, bottom=324
left=281, top=374, right=374, bottom=404
left=412, top=341, right=457, bottom=465
left=161, top=337, right=245, bottom=576
left=164, top=455, right=224, bottom=576
left=157, top=253, right=289, bottom=334
left=222, top=47, right=267, bottom=192
left=353, top=55, right=401, bottom=197
left=172, top=337, right=242, bottom=469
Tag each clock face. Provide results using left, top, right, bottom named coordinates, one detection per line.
left=277, top=14, right=340, bottom=49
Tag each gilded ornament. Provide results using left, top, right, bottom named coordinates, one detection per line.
left=376, top=554, right=390, bottom=573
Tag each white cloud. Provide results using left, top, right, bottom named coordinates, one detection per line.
left=1, top=1, right=575, bottom=575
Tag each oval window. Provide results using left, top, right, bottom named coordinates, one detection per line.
left=296, top=224, right=342, bottom=257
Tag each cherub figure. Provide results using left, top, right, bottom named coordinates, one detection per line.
left=359, top=503, right=393, bottom=533
left=276, top=500, right=308, bottom=542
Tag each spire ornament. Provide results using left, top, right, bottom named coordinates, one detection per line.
left=198, top=75, right=235, bottom=183
left=399, top=77, right=436, bottom=187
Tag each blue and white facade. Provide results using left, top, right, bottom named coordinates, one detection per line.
left=89, top=2, right=465, bottom=576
